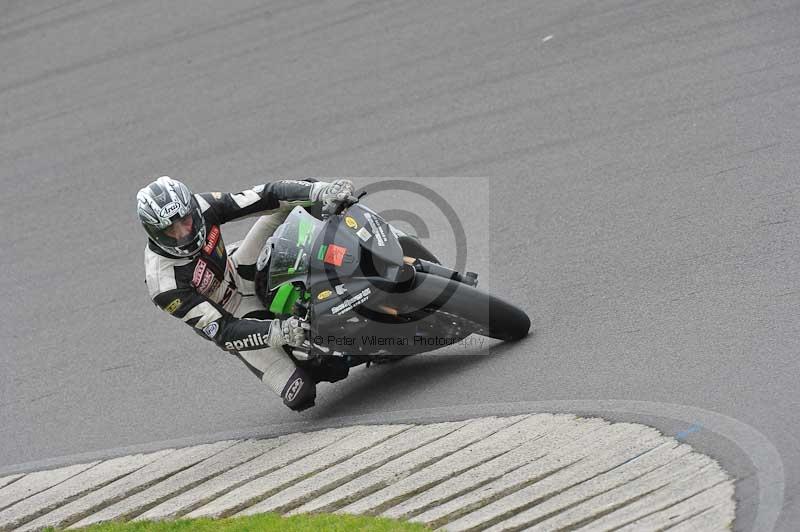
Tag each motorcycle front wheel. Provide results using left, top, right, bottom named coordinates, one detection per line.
left=390, top=271, right=531, bottom=341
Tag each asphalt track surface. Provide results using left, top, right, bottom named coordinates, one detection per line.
left=1, top=1, right=798, bottom=530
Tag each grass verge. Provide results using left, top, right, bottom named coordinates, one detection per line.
left=51, top=513, right=429, bottom=531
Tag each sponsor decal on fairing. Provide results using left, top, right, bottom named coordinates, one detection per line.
left=363, top=212, right=387, bottom=246
left=356, top=227, right=372, bottom=242
left=331, top=287, right=371, bottom=315
left=323, top=244, right=347, bottom=266
left=317, top=290, right=332, bottom=300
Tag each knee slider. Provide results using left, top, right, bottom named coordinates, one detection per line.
left=281, top=368, right=316, bottom=412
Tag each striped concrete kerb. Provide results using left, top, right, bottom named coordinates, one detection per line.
left=0, top=413, right=736, bottom=532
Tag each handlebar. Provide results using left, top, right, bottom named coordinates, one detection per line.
left=321, top=193, right=362, bottom=219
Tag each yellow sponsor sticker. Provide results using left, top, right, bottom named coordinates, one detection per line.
left=317, top=290, right=332, bottom=300
left=165, top=298, right=182, bottom=314
left=345, top=216, right=358, bottom=229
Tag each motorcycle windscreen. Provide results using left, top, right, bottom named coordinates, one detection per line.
left=266, top=206, right=324, bottom=289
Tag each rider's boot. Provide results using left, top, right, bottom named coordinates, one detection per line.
left=233, top=348, right=316, bottom=411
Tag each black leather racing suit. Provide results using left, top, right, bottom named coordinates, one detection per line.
left=144, top=179, right=321, bottom=409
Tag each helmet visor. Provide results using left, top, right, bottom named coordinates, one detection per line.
left=150, top=208, right=206, bottom=256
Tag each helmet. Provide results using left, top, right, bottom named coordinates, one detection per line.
left=137, top=176, right=206, bottom=257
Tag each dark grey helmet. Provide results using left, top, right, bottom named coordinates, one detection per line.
left=137, top=176, right=206, bottom=257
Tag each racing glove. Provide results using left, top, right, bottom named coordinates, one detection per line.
left=310, top=179, right=355, bottom=214
left=267, top=317, right=309, bottom=348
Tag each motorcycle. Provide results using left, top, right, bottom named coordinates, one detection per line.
left=253, top=196, right=530, bottom=381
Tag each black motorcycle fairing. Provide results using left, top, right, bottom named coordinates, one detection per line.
left=397, top=234, right=441, bottom=264
left=254, top=204, right=495, bottom=358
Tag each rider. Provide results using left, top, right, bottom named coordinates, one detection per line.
left=137, top=176, right=354, bottom=412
